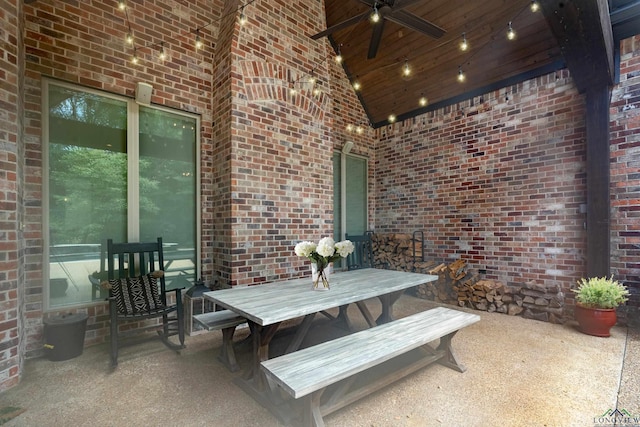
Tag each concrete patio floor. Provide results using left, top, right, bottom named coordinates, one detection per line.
left=1, top=294, right=638, bottom=427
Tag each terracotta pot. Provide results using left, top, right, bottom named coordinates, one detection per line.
left=574, top=303, right=617, bottom=337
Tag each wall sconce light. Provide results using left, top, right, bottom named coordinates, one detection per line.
left=342, top=141, right=354, bottom=154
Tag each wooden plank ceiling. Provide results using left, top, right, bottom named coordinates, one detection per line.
left=313, top=0, right=640, bottom=128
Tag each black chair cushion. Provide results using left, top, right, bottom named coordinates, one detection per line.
left=108, top=273, right=164, bottom=315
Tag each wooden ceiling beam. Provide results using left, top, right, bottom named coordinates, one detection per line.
left=538, top=0, right=614, bottom=92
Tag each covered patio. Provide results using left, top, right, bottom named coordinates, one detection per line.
left=1, top=1, right=640, bottom=423
left=1, top=294, right=638, bottom=426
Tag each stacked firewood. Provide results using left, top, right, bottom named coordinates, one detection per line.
left=371, top=233, right=423, bottom=270
left=371, top=233, right=566, bottom=323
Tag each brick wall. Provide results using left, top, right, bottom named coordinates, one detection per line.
left=18, top=0, right=375, bottom=364
left=0, top=0, right=23, bottom=393
left=611, top=35, right=640, bottom=317
left=222, top=0, right=375, bottom=286
left=375, top=70, right=587, bottom=305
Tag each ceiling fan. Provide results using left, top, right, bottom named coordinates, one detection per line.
left=311, top=0, right=446, bottom=59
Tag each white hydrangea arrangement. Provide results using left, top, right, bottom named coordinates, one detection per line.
left=295, top=237, right=355, bottom=270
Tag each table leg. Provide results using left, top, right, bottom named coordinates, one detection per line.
left=246, top=321, right=280, bottom=390
left=376, top=290, right=404, bottom=324
left=335, top=305, right=354, bottom=331
left=285, top=313, right=316, bottom=354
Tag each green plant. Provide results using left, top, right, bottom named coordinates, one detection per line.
left=573, top=276, right=629, bottom=309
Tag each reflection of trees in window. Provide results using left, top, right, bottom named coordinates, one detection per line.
left=48, top=86, right=129, bottom=246
left=139, top=107, right=196, bottom=247
left=48, top=85, right=197, bottom=249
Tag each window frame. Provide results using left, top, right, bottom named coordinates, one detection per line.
left=42, top=78, right=201, bottom=311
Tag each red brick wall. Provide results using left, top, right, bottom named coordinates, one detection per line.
left=611, top=35, right=640, bottom=314
left=375, top=70, right=587, bottom=304
left=223, top=0, right=375, bottom=286
left=18, top=0, right=375, bottom=364
left=0, top=0, right=23, bottom=393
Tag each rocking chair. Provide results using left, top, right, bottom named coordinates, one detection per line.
left=103, top=237, right=185, bottom=367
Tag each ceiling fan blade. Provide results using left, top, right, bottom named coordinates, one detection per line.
left=367, top=19, right=386, bottom=59
left=310, top=11, right=369, bottom=40
left=386, top=9, right=446, bottom=39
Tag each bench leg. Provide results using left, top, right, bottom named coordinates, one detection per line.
left=303, top=389, right=326, bottom=427
left=436, top=331, right=467, bottom=373
left=217, top=326, right=240, bottom=372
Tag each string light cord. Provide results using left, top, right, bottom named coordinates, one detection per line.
left=120, top=0, right=260, bottom=58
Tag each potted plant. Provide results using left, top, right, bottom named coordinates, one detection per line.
left=573, top=276, right=629, bottom=337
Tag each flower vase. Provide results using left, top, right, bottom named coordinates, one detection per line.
left=311, top=262, right=331, bottom=290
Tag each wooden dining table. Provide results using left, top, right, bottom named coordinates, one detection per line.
left=203, top=268, right=438, bottom=393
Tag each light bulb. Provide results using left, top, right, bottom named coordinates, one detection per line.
left=346, top=124, right=353, bottom=131
left=459, top=33, right=468, bottom=51
left=195, top=32, right=203, bottom=49
left=159, top=46, right=166, bottom=60
left=507, top=22, right=516, bottom=40
left=419, top=96, right=428, bottom=107
left=126, top=32, right=133, bottom=45
left=118, top=1, right=126, bottom=11
left=371, top=4, right=380, bottom=23
left=530, top=1, right=540, bottom=12
left=402, top=61, right=411, bottom=77
left=388, top=114, right=396, bottom=123
left=457, top=67, right=465, bottom=82
left=353, top=81, right=361, bottom=91
left=239, top=10, right=247, bottom=26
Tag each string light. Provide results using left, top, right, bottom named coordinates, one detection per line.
left=335, top=45, right=343, bottom=64
left=530, top=1, right=540, bottom=12
left=402, top=59, right=411, bottom=77
left=507, top=21, right=516, bottom=40
left=131, top=48, right=138, bottom=64
left=159, top=43, right=166, bottom=60
left=419, top=96, right=428, bottom=106
left=239, top=6, right=248, bottom=26
left=352, top=81, right=361, bottom=91
left=126, top=31, right=133, bottom=45
left=459, top=33, right=468, bottom=51
left=370, top=3, right=381, bottom=23
left=118, top=1, right=126, bottom=11
left=388, top=114, right=396, bottom=123
left=195, top=29, right=203, bottom=49
left=457, top=66, right=465, bottom=82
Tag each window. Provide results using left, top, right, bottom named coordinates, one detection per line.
left=44, top=80, right=200, bottom=309
left=333, top=150, right=368, bottom=265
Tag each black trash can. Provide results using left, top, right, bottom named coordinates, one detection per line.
left=43, top=313, right=88, bottom=361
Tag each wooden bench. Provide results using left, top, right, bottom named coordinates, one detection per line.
left=193, top=310, right=247, bottom=372
left=260, top=307, right=480, bottom=426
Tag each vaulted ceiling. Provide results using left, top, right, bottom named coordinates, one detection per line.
left=313, top=0, right=640, bottom=127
